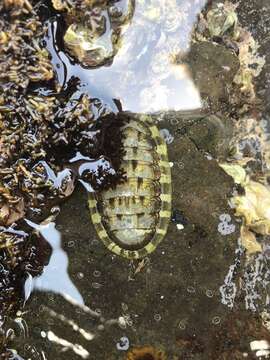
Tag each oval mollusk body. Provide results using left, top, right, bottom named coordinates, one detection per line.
left=88, top=115, right=171, bottom=259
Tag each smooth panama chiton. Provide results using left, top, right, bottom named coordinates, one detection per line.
left=88, top=113, right=172, bottom=259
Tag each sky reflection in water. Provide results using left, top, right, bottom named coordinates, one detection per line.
left=46, top=0, right=206, bottom=113
left=24, top=220, right=84, bottom=305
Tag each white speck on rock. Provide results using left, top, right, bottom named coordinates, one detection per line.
left=160, top=128, right=174, bottom=144
left=219, top=213, right=231, bottom=222
left=218, top=221, right=236, bottom=235
left=250, top=340, right=270, bottom=351
left=218, top=214, right=235, bottom=235
left=116, top=336, right=130, bottom=351
left=176, top=223, right=184, bottom=230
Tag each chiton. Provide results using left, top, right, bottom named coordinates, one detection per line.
left=88, top=114, right=171, bottom=259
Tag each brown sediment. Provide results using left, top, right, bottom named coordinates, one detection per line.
left=126, top=346, right=167, bottom=360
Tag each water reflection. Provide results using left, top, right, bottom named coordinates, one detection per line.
left=24, top=220, right=84, bottom=304
left=45, top=0, right=205, bottom=112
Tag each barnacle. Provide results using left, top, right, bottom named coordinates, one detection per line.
left=64, top=23, right=115, bottom=67
left=233, top=30, right=265, bottom=99
left=220, top=163, right=270, bottom=254
left=2, top=0, right=33, bottom=14
left=0, top=14, right=54, bottom=88
left=220, top=163, right=270, bottom=235
left=233, top=180, right=270, bottom=236
left=126, top=346, right=167, bottom=360
left=52, top=0, right=72, bottom=11
left=206, top=2, right=238, bottom=38
left=62, top=0, right=135, bottom=67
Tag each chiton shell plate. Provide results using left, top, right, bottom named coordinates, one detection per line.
left=88, top=114, right=171, bottom=259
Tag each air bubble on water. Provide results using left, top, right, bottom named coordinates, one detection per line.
left=187, top=286, right=196, bottom=293
left=77, top=272, right=84, bottom=279
left=170, top=117, right=179, bottom=126
left=176, top=161, right=185, bottom=169
left=116, top=336, right=130, bottom=351
left=68, top=240, right=75, bottom=247
left=178, top=320, right=187, bottom=330
left=92, top=282, right=102, bottom=289
left=91, top=239, right=99, bottom=246
left=40, top=331, right=46, bottom=338
left=97, top=324, right=105, bottom=331
left=154, top=314, right=162, bottom=322
left=206, top=289, right=214, bottom=298
left=212, top=316, right=221, bottom=325
left=47, top=318, right=54, bottom=326
left=93, top=270, right=101, bottom=277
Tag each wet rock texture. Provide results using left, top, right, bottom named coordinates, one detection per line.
left=10, top=114, right=244, bottom=359
left=186, top=42, right=240, bottom=102
left=232, top=0, right=270, bottom=116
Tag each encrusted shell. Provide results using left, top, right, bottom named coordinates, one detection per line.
left=63, top=0, right=135, bottom=68
left=206, top=3, right=238, bottom=38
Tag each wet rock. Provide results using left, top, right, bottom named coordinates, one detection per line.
left=184, top=114, right=233, bottom=158
left=11, top=123, right=240, bottom=359
left=206, top=2, right=238, bottom=38
left=185, top=41, right=240, bottom=102
left=154, top=110, right=234, bottom=159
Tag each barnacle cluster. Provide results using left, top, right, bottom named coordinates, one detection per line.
left=0, top=2, right=54, bottom=89
left=192, top=1, right=265, bottom=107
left=191, top=3, right=268, bottom=259
left=220, top=163, right=270, bottom=254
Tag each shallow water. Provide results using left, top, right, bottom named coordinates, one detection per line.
left=45, top=0, right=204, bottom=113
left=1, top=0, right=270, bottom=359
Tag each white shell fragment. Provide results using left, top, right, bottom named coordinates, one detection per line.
left=217, top=213, right=236, bottom=235
left=250, top=340, right=270, bottom=358
left=116, top=336, right=130, bottom=351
